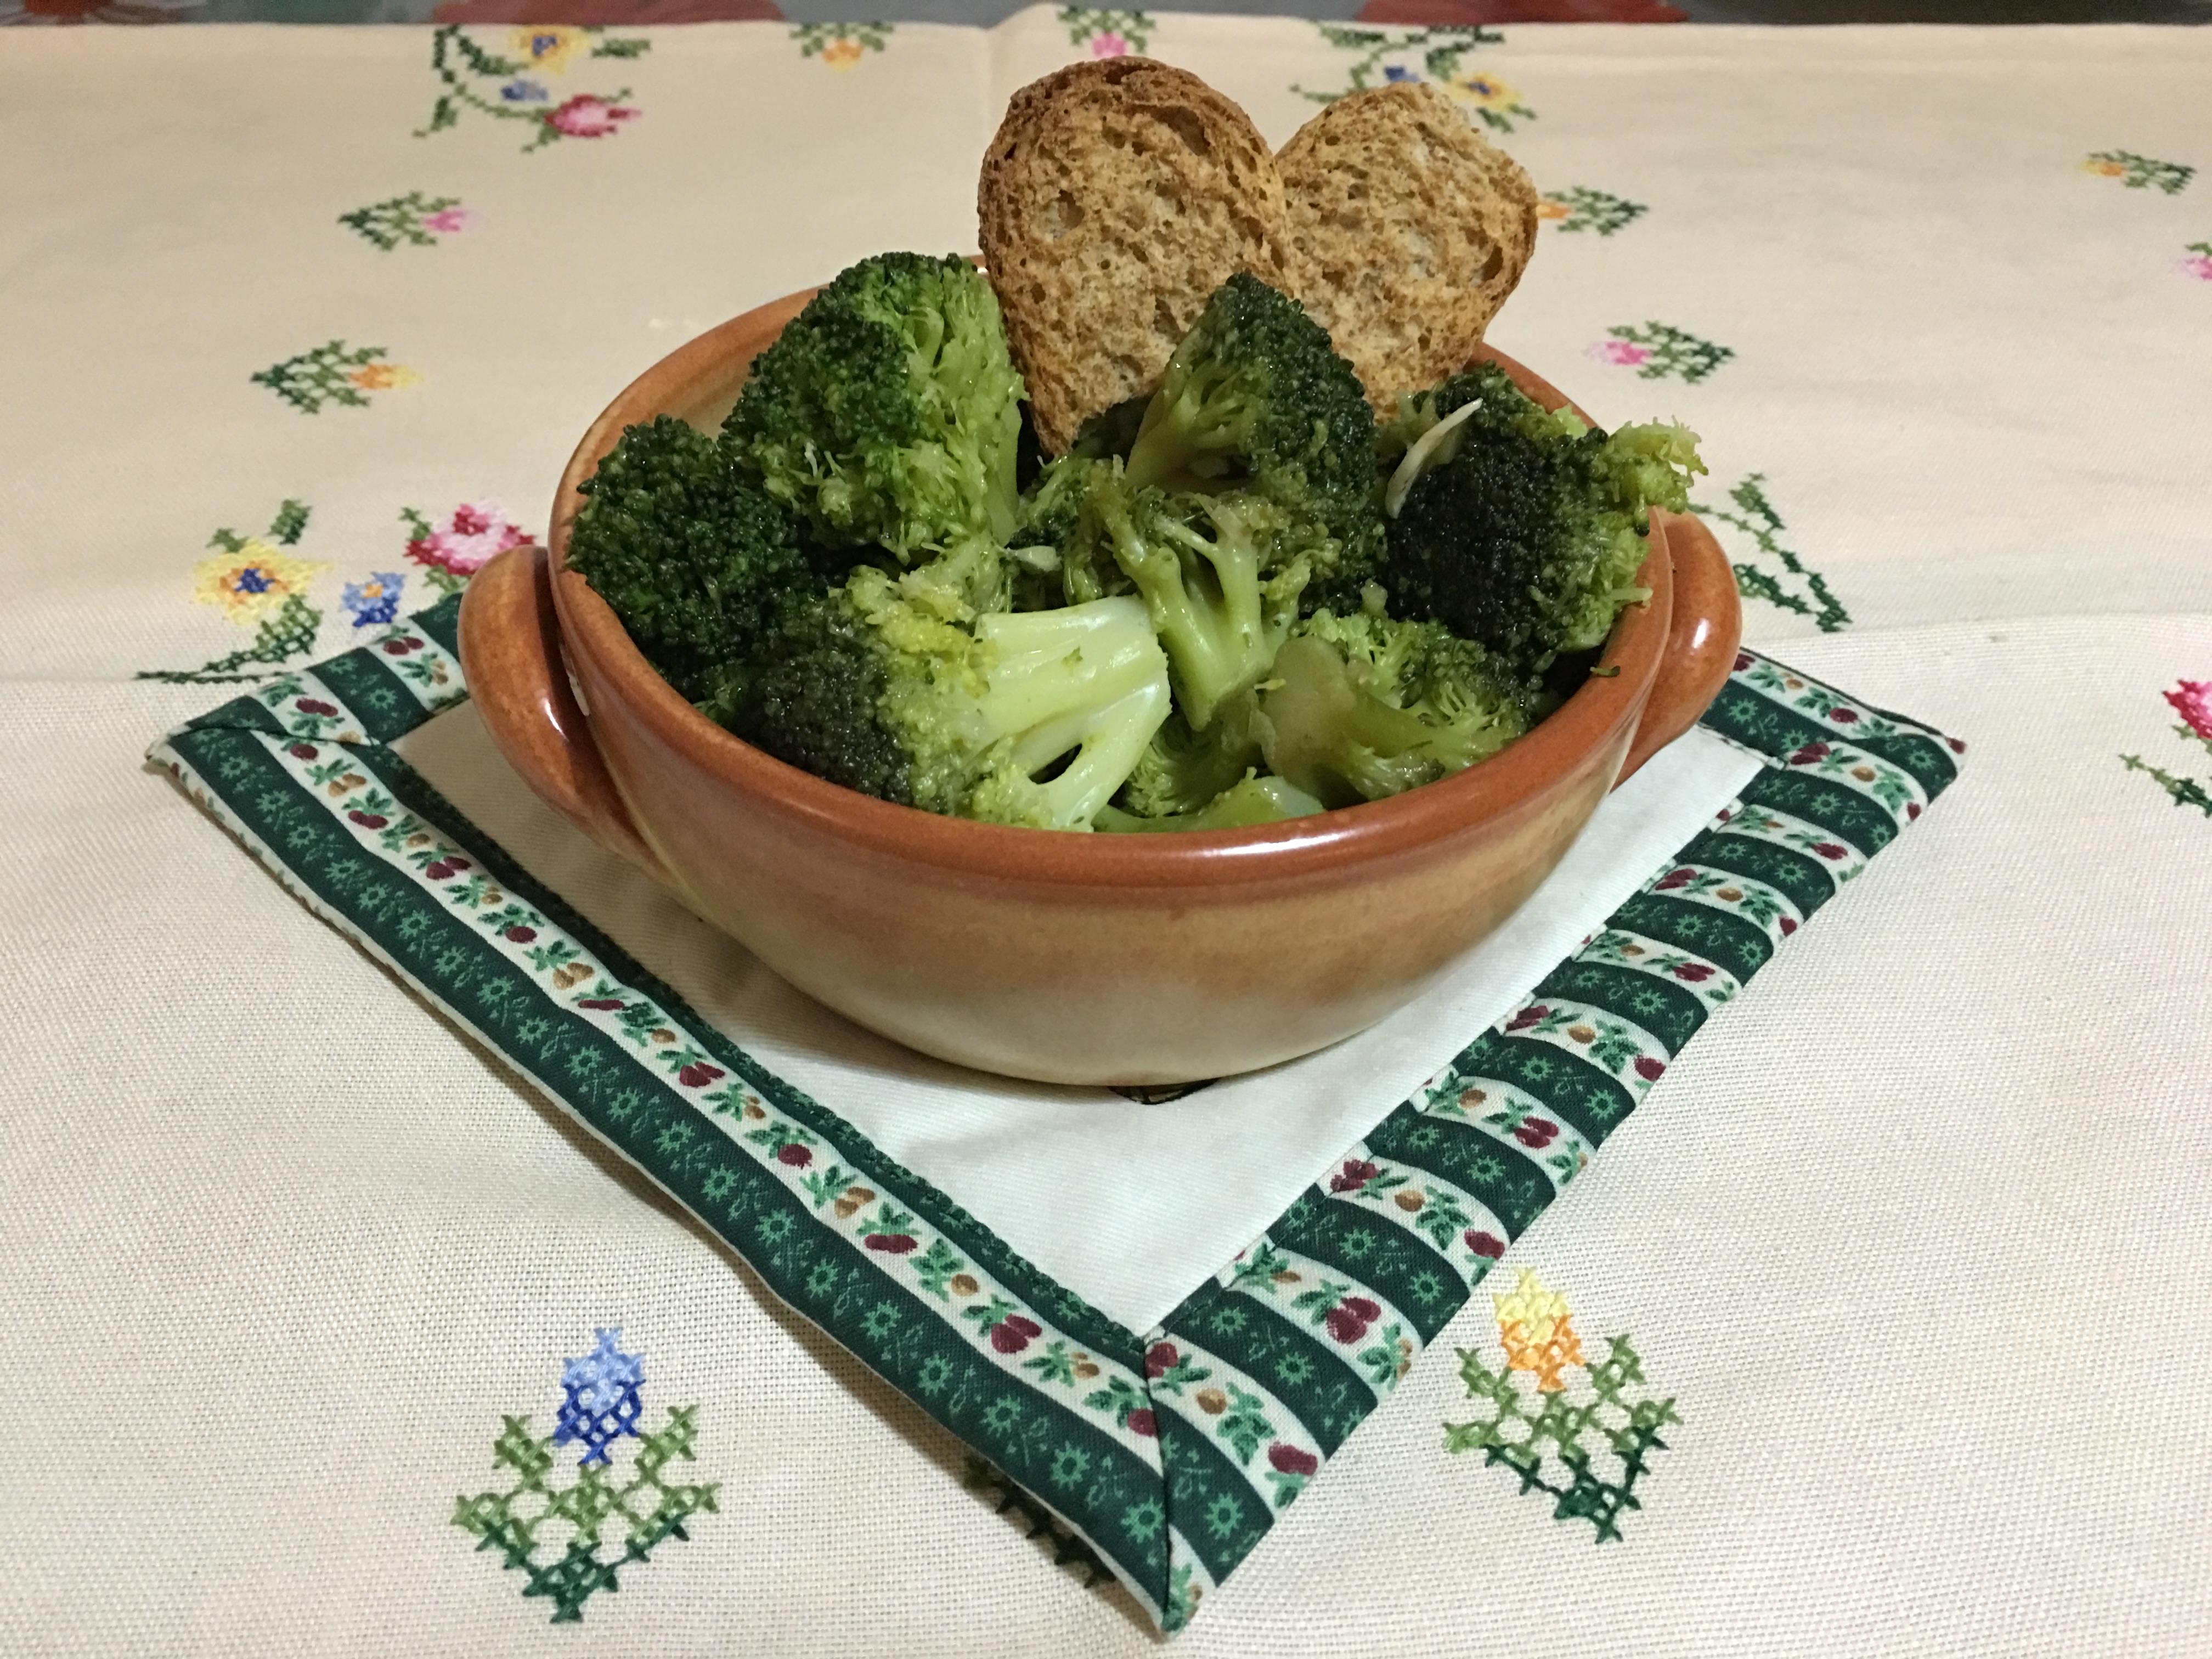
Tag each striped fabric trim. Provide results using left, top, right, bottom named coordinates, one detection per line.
left=148, top=605, right=1961, bottom=1633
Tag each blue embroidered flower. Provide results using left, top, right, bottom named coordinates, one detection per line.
left=340, top=572, right=404, bottom=628
left=1384, top=64, right=1419, bottom=83
left=554, top=1327, right=645, bottom=1466
left=235, top=566, right=276, bottom=594
left=501, top=78, right=550, bottom=104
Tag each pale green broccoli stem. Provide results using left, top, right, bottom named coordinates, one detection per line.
left=1255, top=636, right=1449, bottom=806
left=1096, top=774, right=1325, bottom=833
left=1102, top=494, right=1282, bottom=731
left=971, top=599, right=1171, bottom=828
left=1124, top=357, right=1248, bottom=490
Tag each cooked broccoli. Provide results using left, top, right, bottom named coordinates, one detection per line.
left=1119, top=273, right=1385, bottom=611
left=1249, top=607, right=1528, bottom=809
left=723, top=252, right=1025, bottom=560
left=1068, top=466, right=1312, bottom=731
left=730, top=543, right=1171, bottom=830
left=1379, top=364, right=1705, bottom=676
left=1116, top=699, right=1264, bottom=819
left=565, top=414, right=824, bottom=725
left=1096, top=775, right=1325, bottom=833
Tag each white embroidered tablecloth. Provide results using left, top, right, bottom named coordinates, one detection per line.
left=2, top=14, right=2209, bottom=1655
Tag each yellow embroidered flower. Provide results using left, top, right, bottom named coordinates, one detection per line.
left=347, top=363, right=422, bottom=392
left=2083, top=157, right=2126, bottom=177
left=1493, top=1267, right=1570, bottom=1346
left=1445, top=70, right=1522, bottom=112
left=191, top=539, right=329, bottom=625
left=1536, top=198, right=1571, bottom=221
left=1495, top=1268, right=1584, bottom=1395
left=510, top=25, right=590, bottom=76
left=820, top=36, right=864, bottom=70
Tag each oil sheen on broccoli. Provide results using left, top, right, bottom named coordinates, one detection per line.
left=731, top=542, right=1172, bottom=831
left=565, top=414, right=823, bottom=725
left=1378, top=363, right=1705, bottom=678
left=723, top=252, right=1025, bottom=561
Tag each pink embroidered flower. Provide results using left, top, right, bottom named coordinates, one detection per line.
left=2165, top=680, right=2212, bottom=740
left=1589, top=339, right=1653, bottom=368
left=406, top=499, right=533, bottom=579
left=546, top=94, right=639, bottom=139
left=420, top=206, right=481, bottom=235
left=1090, top=32, right=1129, bottom=56
left=2182, top=254, right=2212, bottom=281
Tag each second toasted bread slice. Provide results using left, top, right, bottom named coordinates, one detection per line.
left=1277, top=83, right=1538, bottom=410
left=979, top=58, right=1296, bottom=455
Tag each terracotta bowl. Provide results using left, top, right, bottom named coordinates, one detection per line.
left=459, top=286, right=1743, bottom=1086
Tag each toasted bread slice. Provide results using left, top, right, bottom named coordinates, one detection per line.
left=1277, top=83, right=1538, bottom=410
left=979, top=59, right=1296, bottom=455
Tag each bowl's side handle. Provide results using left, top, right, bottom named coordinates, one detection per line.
left=458, top=544, right=672, bottom=883
left=1618, top=510, right=1745, bottom=783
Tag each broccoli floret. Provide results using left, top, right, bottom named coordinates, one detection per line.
left=1071, top=466, right=1310, bottom=731
left=1249, top=610, right=1528, bottom=809
left=723, top=252, right=1025, bottom=560
left=1121, top=274, right=1385, bottom=611
left=565, top=414, right=824, bottom=725
left=1116, top=699, right=1264, bottom=819
left=1379, top=365, right=1705, bottom=676
left=731, top=544, right=1171, bottom=831
left=1096, top=775, right=1325, bottom=833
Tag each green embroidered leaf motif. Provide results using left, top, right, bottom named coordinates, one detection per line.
left=911, top=1237, right=966, bottom=1300
left=1691, top=475, right=1850, bottom=634
left=1215, top=1385, right=1275, bottom=1465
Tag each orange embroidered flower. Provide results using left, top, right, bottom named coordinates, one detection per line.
left=347, top=363, right=421, bottom=392
left=820, top=36, right=864, bottom=70
left=1537, top=198, right=1571, bottom=221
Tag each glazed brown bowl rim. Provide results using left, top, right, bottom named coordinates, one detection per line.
left=545, top=294, right=1672, bottom=891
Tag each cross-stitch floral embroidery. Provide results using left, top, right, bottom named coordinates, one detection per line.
left=1442, top=1269, right=1677, bottom=1541
left=2181, top=242, right=2212, bottom=281
left=792, top=21, right=890, bottom=67
left=1691, top=473, right=1851, bottom=633
left=416, top=24, right=646, bottom=152
left=139, top=500, right=329, bottom=685
left=403, top=500, right=533, bottom=596
left=1539, top=187, right=1645, bottom=236
left=341, top=573, right=405, bottom=629
left=453, top=1327, right=715, bottom=1622
left=337, top=192, right=478, bottom=251
left=251, top=341, right=420, bottom=414
left=2121, top=678, right=2212, bottom=817
left=2082, top=150, right=2194, bottom=195
left=1589, top=323, right=1732, bottom=384
left=1293, top=26, right=1531, bottom=134
left=1059, top=5, right=1150, bottom=55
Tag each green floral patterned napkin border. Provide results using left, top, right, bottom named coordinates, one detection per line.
left=144, top=590, right=1960, bottom=1633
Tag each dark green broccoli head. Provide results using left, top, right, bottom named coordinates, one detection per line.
left=1379, top=365, right=1704, bottom=678
left=731, top=549, right=1171, bottom=830
left=1122, top=274, right=1385, bottom=611
left=566, top=414, right=823, bottom=725
left=732, top=595, right=913, bottom=805
left=723, top=252, right=1025, bottom=560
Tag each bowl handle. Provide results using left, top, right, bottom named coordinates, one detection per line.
left=457, top=544, right=672, bottom=883
left=1617, top=509, right=1744, bottom=785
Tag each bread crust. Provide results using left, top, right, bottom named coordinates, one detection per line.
left=979, top=58, right=1296, bottom=454
left=1276, top=83, right=1538, bottom=410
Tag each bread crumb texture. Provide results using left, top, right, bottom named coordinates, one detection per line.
left=979, top=58, right=1295, bottom=453
left=1277, top=82, right=1538, bottom=410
